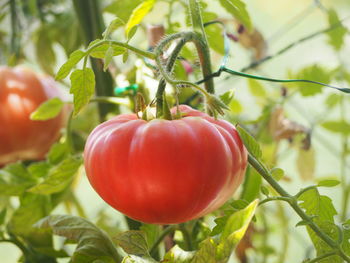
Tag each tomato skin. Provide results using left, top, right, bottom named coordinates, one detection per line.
left=84, top=105, right=247, bottom=224
left=0, top=66, right=65, bottom=165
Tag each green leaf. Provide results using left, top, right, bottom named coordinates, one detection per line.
left=327, top=9, right=347, bottom=51
left=321, top=120, right=350, bottom=135
left=56, top=50, right=85, bottom=80
left=241, top=167, right=262, bottom=203
left=104, top=0, right=144, bottom=22
left=325, top=94, right=342, bottom=109
left=0, top=209, right=6, bottom=225
left=47, top=142, right=69, bottom=165
left=216, top=199, right=258, bottom=261
left=127, top=26, right=139, bottom=42
left=125, top=0, right=156, bottom=39
left=248, top=78, right=266, bottom=97
left=218, top=0, right=252, bottom=31
left=113, top=231, right=149, bottom=257
left=28, top=161, right=51, bottom=178
left=122, top=255, right=158, bottom=263
left=163, top=245, right=194, bottom=263
left=219, top=90, right=235, bottom=105
left=9, top=193, right=52, bottom=242
left=229, top=98, right=243, bottom=114
left=317, top=180, right=340, bottom=188
left=236, top=126, right=262, bottom=159
left=35, top=215, right=120, bottom=262
left=293, top=65, right=332, bottom=96
left=28, top=156, right=82, bottom=195
left=342, top=220, right=350, bottom=256
left=70, top=68, right=95, bottom=116
left=139, top=225, right=160, bottom=250
left=270, top=167, right=284, bottom=181
left=205, top=23, right=224, bottom=55
left=90, top=44, right=126, bottom=59
left=191, top=238, right=216, bottom=263
left=297, top=148, right=315, bottom=181
left=298, top=188, right=337, bottom=223
left=104, top=45, right=115, bottom=72
left=30, top=98, right=64, bottom=121
left=0, top=163, right=36, bottom=196
left=103, top=17, right=125, bottom=39
left=123, top=51, right=130, bottom=63
left=260, top=185, right=269, bottom=196
left=35, top=25, right=56, bottom=75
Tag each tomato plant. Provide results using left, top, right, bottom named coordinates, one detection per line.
left=0, top=0, right=350, bottom=263
left=84, top=105, right=247, bottom=224
left=0, top=66, right=65, bottom=166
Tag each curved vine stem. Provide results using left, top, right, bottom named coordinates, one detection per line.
left=248, top=154, right=350, bottom=262
left=86, top=39, right=155, bottom=60
left=154, top=32, right=212, bottom=102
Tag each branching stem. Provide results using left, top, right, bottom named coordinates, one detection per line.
left=248, top=154, right=350, bottom=262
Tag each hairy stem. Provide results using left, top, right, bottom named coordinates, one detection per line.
left=149, top=225, right=177, bottom=257
left=248, top=154, right=350, bottom=262
left=188, top=0, right=215, bottom=94
left=154, top=32, right=211, bottom=102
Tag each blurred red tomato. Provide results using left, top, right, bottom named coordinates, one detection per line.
left=84, top=105, right=247, bottom=224
left=0, top=66, right=66, bottom=165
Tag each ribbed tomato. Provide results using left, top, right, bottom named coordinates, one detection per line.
left=84, top=105, right=247, bottom=224
left=0, top=66, right=65, bottom=165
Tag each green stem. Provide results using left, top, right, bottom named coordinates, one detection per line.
left=154, top=32, right=212, bottom=99
left=86, top=39, right=155, bottom=60
left=66, top=111, right=75, bottom=154
left=188, top=0, right=214, bottom=94
left=248, top=154, right=350, bottom=262
left=149, top=225, right=177, bottom=257
left=341, top=96, right=349, bottom=221
left=72, top=0, right=117, bottom=121
left=259, top=196, right=292, bottom=206
left=9, top=0, right=20, bottom=62
left=294, top=186, right=317, bottom=199
left=276, top=202, right=289, bottom=263
left=307, top=251, right=338, bottom=263
left=156, top=36, right=190, bottom=117
left=179, top=223, right=193, bottom=251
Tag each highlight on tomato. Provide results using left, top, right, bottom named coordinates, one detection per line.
left=0, top=66, right=66, bottom=166
left=84, top=105, right=247, bottom=224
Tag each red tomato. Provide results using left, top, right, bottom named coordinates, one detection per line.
left=0, top=66, right=65, bottom=165
left=84, top=105, right=247, bottom=224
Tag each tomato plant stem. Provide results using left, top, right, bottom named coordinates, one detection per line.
left=340, top=96, right=349, bottom=221
left=9, top=0, right=20, bottom=62
left=188, top=0, right=215, bottom=94
left=72, top=0, right=116, bottom=120
left=307, top=250, right=338, bottom=263
left=149, top=225, right=177, bottom=257
left=248, top=154, right=350, bottom=262
left=179, top=223, right=193, bottom=251
left=85, top=39, right=155, bottom=60
left=154, top=32, right=212, bottom=100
